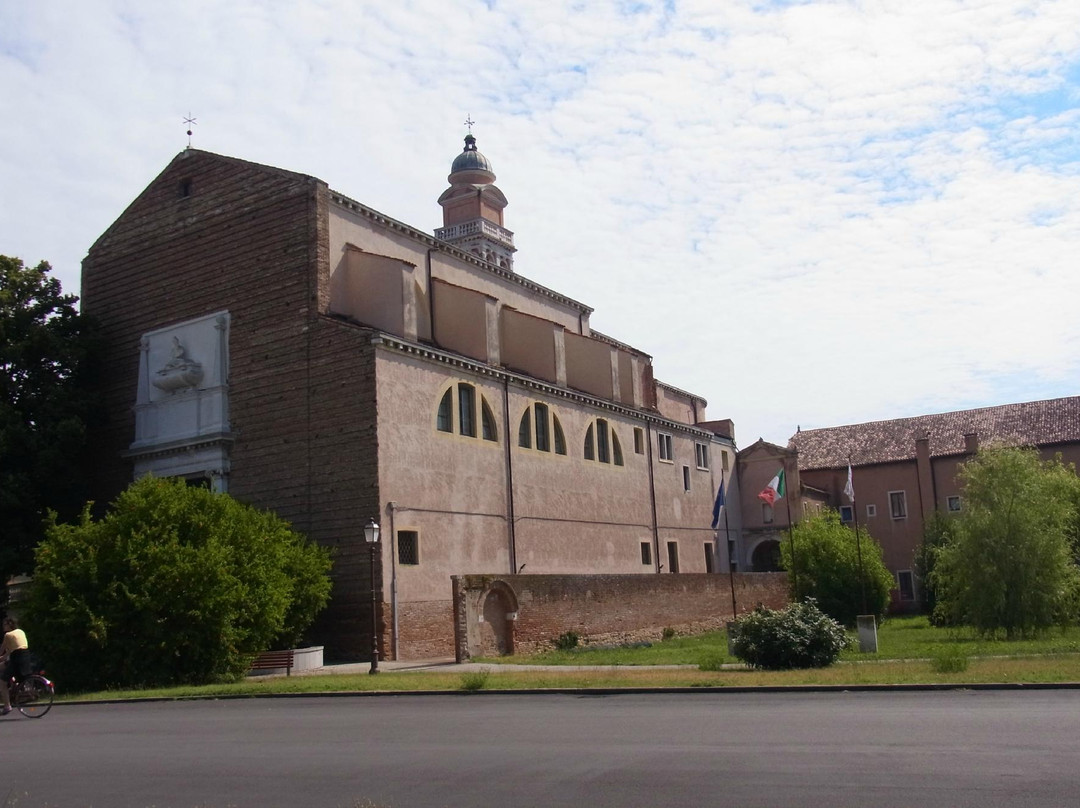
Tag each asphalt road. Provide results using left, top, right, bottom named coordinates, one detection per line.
left=3, top=689, right=1079, bottom=807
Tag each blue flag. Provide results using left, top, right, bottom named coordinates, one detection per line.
left=711, top=480, right=725, bottom=529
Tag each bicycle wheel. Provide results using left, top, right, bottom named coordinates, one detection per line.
left=16, top=675, right=54, bottom=718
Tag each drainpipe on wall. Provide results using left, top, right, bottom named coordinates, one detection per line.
left=502, top=378, right=518, bottom=573
left=387, top=501, right=399, bottom=661
left=646, top=423, right=661, bottom=573
left=426, top=249, right=436, bottom=344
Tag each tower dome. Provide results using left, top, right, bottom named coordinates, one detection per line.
left=448, top=134, right=496, bottom=185
left=436, top=131, right=516, bottom=271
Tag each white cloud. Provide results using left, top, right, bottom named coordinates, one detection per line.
left=3, top=0, right=1080, bottom=446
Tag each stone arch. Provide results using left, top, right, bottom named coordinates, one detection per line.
left=475, top=581, right=518, bottom=657
left=750, top=539, right=783, bottom=572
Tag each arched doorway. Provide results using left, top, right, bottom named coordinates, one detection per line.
left=751, top=539, right=782, bottom=572
left=477, top=583, right=517, bottom=657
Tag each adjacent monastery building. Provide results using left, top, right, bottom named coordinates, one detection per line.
left=81, top=136, right=744, bottom=661
left=790, top=397, right=1080, bottom=610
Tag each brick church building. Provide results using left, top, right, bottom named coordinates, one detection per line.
left=81, top=136, right=744, bottom=661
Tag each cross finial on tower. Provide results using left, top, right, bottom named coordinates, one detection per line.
left=464, top=114, right=475, bottom=133
left=183, top=113, right=197, bottom=148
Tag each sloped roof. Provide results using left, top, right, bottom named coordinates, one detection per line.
left=790, top=396, right=1080, bottom=471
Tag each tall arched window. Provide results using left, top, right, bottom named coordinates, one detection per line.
left=435, top=382, right=497, bottom=443
left=584, top=418, right=623, bottom=466
left=518, top=402, right=566, bottom=455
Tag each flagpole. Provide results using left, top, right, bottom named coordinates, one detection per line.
left=848, top=460, right=867, bottom=615
left=721, top=466, right=737, bottom=619
left=784, top=464, right=797, bottom=599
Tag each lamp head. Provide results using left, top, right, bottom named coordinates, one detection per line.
left=364, top=518, right=380, bottom=544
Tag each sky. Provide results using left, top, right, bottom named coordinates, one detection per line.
left=4, top=0, right=1080, bottom=448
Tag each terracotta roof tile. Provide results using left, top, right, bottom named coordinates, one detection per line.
left=789, top=396, right=1080, bottom=470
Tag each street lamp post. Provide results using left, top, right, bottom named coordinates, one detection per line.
left=364, top=518, right=381, bottom=674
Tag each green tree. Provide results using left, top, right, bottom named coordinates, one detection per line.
left=23, top=475, right=333, bottom=691
left=780, top=509, right=894, bottom=626
left=1, top=256, right=99, bottom=583
left=915, top=511, right=959, bottom=624
left=932, top=447, right=1080, bottom=638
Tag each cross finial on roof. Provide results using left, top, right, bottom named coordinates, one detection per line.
left=464, top=114, right=475, bottom=133
left=183, top=113, right=197, bottom=148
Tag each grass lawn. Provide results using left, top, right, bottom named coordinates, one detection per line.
left=475, top=615, right=1080, bottom=666
left=55, top=617, right=1080, bottom=703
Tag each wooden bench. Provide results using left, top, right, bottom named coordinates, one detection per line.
left=249, top=649, right=295, bottom=676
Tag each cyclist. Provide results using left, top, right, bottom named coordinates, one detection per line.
left=0, top=617, right=30, bottom=716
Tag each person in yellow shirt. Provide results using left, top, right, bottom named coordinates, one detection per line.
left=0, top=617, right=29, bottom=716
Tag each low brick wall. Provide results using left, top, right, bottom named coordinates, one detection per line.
left=452, top=572, right=789, bottom=661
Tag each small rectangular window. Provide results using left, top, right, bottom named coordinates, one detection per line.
left=640, top=541, right=652, bottom=565
left=666, top=541, right=680, bottom=573
left=658, top=433, right=673, bottom=462
left=704, top=543, right=715, bottom=573
left=889, top=491, right=907, bottom=519
left=634, top=427, right=644, bottom=454
left=695, top=442, right=709, bottom=470
left=897, top=570, right=915, bottom=601
left=398, top=531, right=419, bottom=565
left=722, top=452, right=729, bottom=472
left=762, top=503, right=774, bottom=524
left=866, top=504, right=876, bottom=518
left=682, top=465, right=691, bottom=492
left=947, top=495, right=962, bottom=512
left=839, top=505, right=853, bottom=523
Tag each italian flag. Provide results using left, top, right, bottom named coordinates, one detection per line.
left=758, top=469, right=785, bottom=506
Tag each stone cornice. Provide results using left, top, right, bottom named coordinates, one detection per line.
left=328, top=191, right=593, bottom=316
left=367, top=330, right=715, bottom=439
left=124, top=433, right=235, bottom=460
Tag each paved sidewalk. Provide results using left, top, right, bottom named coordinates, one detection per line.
left=299, top=658, right=712, bottom=676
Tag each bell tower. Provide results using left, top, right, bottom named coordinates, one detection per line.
left=435, top=132, right=516, bottom=271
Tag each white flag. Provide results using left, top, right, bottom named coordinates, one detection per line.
left=844, top=464, right=855, bottom=503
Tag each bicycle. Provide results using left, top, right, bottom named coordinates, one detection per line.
left=4, top=671, right=54, bottom=719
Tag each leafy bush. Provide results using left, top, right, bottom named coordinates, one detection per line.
left=661, top=627, right=676, bottom=641
left=731, top=599, right=850, bottom=670
left=23, top=475, right=332, bottom=691
left=554, top=630, right=580, bottom=650
left=781, top=510, right=894, bottom=626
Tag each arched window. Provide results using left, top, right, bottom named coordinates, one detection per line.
left=435, top=382, right=497, bottom=443
left=584, top=418, right=624, bottom=466
left=517, top=402, right=565, bottom=455
left=437, top=389, right=453, bottom=433
left=518, top=407, right=532, bottom=448
left=481, top=400, right=497, bottom=442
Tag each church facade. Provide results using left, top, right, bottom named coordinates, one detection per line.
left=81, top=137, right=742, bottom=661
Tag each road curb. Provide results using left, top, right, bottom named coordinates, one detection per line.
left=50, top=679, right=1080, bottom=706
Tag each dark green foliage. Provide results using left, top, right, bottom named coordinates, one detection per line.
left=781, top=510, right=894, bottom=626
left=0, top=256, right=101, bottom=583
left=23, top=476, right=332, bottom=691
left=915, top=512, right=958, bottom=624
left=731, top=599, right=850, bottom=670
left=932, top=447, right=1080, bottom=638
left=554, top=630, right=580, bottom=650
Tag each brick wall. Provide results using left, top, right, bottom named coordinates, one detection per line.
left=81, top=150, right=382, bottom=661
left=452, top=572, right=789, bottom=659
